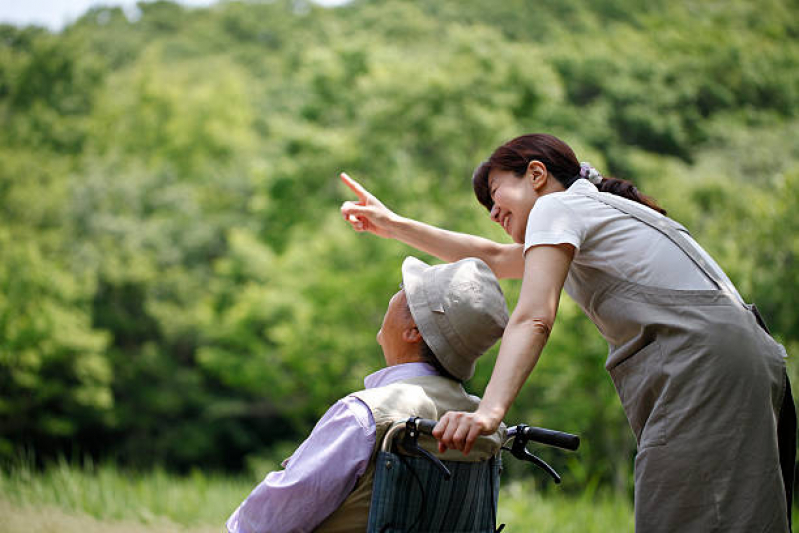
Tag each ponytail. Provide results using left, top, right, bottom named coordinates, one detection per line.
left=577, top=162, right=666, bottom=215
left=597, top=176, right=667, bottom=215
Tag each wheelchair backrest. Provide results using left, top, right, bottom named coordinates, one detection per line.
left=366, top=419, right=502, bottom=532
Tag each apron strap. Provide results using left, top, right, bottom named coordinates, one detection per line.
left=575, top=189, right=740, bottom=298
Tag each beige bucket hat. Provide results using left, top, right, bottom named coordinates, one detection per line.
left=401, top=256, right=509, bottom=381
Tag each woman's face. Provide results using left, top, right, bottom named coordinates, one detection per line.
left=488, top=169, right=537, bottom=244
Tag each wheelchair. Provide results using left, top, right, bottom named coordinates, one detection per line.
left=366, top=417, right=580, bottom=532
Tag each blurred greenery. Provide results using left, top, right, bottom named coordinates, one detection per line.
left=1, top=0, right=797, bottom=505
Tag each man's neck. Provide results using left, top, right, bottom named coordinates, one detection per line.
left=384, top=349, right=425, bottom=367
left=364, top=362, right=439, bottom=389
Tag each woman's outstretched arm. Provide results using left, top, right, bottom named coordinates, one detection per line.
left=339, top=173, right=524, bottom=279
left=433, top=243, right=575, bottom=455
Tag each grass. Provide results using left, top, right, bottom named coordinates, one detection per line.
left=498, top=481, right=634, bottom=532
left=0, top=457, right=634, bottom=533
left=0, top=457, right=253, bottom=532
left=0, top=498, right=220, bottom=533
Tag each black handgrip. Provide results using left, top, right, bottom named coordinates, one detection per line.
left=523, top=427, right=580, bottom=451
left=415, top=418, right=438, bottom=436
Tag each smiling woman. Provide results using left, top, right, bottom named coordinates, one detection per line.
left=340, top=132, right=795, bottom=532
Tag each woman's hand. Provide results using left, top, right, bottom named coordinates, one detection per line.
left=432, top=408, right=502, bottom=456
left=340, top=173, right=398, bottom=239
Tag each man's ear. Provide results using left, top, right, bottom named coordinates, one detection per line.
left=402, top=325, right=423, bottom=344
left=526, top=160, right=548, bottom=190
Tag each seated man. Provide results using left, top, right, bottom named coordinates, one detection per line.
left=226, top=256, right=509, bottom=533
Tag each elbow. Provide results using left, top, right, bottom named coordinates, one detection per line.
left=508, top=315, right=554, bottom=339
left=487, top=243, right=524, bottom=279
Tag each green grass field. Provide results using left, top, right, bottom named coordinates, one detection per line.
left=10, top=458, right=798, bottom=532
left=0, top=457, right=635, bottom=533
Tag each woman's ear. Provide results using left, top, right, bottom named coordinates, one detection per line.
left=526, top=160, right=548, bottom=190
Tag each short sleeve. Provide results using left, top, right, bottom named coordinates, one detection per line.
left=524, top=195, right=585, bottom=254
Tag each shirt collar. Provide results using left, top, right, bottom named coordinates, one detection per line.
left=568, top=178, right=597, bottom=192
left=364, top=362, right=440, bottom=389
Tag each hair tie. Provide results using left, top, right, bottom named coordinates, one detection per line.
left=579, top=162, right=603, bottom=185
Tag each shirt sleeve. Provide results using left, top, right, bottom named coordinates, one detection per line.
left=226, top=396, right=375, bottom=533
left=524, top=194, right=586, bottom=254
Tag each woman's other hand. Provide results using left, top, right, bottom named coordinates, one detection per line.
left=340, top=173, right=398, bottom=239
left=432, top=408, right=502, bottom=456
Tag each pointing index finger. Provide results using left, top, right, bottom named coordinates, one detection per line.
left=340, top=172, right=369, bottom=203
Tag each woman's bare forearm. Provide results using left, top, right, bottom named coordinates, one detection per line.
left=432, top=319, right=548, bottom=455
left=477, top=319, right=549, bottom=422
left=391, top=215, right=524, bottom=279
left=340, top=173, right=523, bottom=277
left=477, top=244, right=574, bottom=425
left=431, top=244, right=573, bottom=454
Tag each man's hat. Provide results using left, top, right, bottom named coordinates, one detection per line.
left=401, top=256, right=509, bottom=381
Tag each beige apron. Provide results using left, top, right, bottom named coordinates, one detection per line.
left=564, top=189, right=790, bottom=532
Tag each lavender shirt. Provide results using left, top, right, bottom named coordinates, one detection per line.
left=226, top=362, right=440, bottom=533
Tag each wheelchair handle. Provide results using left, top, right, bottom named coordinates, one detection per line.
left=383, top=418, right=580, bottom=485
left=379, top=418, right=441, bottom=453
left=408, top=418, right=580, bottom=452
left=415, top=418, right=438, bottom=435
left=506, top=425, right=580, bottom=451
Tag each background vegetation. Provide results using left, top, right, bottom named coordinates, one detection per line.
left=1, top=0, right=798, bottom=527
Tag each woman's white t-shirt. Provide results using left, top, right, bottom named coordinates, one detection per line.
left=524, top=179, right=742, bottom=299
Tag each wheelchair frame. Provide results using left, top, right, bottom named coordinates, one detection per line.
left=367, top=417, right=580, bottom=532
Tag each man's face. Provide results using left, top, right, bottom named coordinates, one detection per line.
left=377, top=289, right=413, bottom=365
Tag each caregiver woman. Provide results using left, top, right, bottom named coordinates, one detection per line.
left=340, top=133, right=795, bottom=532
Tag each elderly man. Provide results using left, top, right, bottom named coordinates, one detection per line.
left=226, top=256, right=509, bottom=533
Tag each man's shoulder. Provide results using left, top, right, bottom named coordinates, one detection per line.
left=348, top=378, right=433, bottom=406
left=325, top=395, right=375, bottom=434
left=349, top=375, right=466, bottom=401
left=349, top=375, right=480, bottom=424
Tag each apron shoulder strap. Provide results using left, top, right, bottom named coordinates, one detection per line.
left=576, top=189, right=737, bottom=296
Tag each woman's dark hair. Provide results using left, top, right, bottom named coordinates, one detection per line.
left=472, top=133, right=666, bottom=215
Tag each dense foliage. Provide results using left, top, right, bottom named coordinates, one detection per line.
left=1, top=0, right=797, bottom=494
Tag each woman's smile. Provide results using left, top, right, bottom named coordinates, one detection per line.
left=501, top=212, right=511, bottom=235
left=490, top=204, right=512, bottom=236
left=493, top=205, right=520, bottom=241
left=488, top=169, right=536, bottom=244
